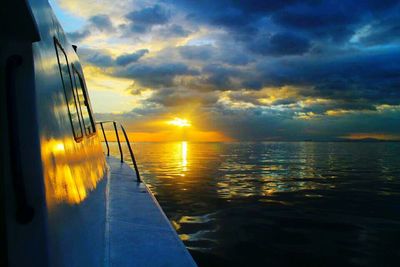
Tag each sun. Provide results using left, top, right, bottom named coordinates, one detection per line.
left=167, top=118, right=191, bottom=127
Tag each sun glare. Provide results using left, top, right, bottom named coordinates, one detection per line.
left=167, top=118, right=191, bottom=127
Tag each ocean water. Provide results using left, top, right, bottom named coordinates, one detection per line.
left=108, top=142, right=400, bottom=267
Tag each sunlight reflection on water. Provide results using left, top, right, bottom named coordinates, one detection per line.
left=106, top=141, right=400, bottom=267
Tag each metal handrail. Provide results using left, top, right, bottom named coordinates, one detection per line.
left=96, top=121, right=141, bottom=182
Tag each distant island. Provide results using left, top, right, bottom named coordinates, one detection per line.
left=336, top=138, right=400, bottom=142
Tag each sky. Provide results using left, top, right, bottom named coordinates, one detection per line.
left=49, top=0, right=400, bottom=142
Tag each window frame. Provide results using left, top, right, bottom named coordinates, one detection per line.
left=71, top=64, right=97, bottom=137
left=54, top=37, right=84, bottom=142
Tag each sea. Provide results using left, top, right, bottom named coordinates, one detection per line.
left=108, top=141, right=400, bottom=267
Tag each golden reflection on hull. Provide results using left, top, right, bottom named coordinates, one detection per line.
left=40, top=135, right=106, bottom=206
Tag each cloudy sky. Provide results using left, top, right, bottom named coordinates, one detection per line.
left=50, top=0, right=400, bottom=141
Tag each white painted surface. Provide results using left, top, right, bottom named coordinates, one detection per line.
left=106, top=156, right=197, bottom=267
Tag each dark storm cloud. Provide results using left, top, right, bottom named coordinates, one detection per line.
left=179, top=45, right=214, bottom=60
left=271, top=4, right=358, bottom=42
left=364, top=0, right=400, bottom=11
left=248, top=32, right=311, bottom=56
left=160, top=24, right=191, bottom=37
left=269, top=1, right=398, bottom=44
left=165, top=0, right=325, bottom=40
left=116, top=49, right=149, bottom=66
left=78, top=48, right=149, bottom=68
left=67, top=29, right=90, bottom=42
left=171, top=0, right=306, bottom=25
left=125, top=4, right=170, bottom=33
left=79, top=48, right=114, bottom=67
left=272, top=7, right=352, bottom=30
left=178, top=44, right=253, bottom=66
left=358, top=18, right=400, bottom=46
left=113, top=40, right=397, bottom=102
left=89, top=14, right=114, bottom=32
left=241, top=80, right=263, bottom=90
left=251, top=49, right=400, bottom=112
left=202, top=64, right=241, bottom=90
left=147, top=88, right=219, bottom=107
left=221, top=52, right=252, bottom=66
left=116, top=62, right=199, bottom=87
left=199, top=106, right=298, bottom=141
left=169, top=0, right=400, bottom=43
left=126, top=5, right=170, bottom=25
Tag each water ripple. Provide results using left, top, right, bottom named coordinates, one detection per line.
left=108, top=141, right=400, bottom=266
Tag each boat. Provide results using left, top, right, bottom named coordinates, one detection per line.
left=0, top=0, right=197, bottom=266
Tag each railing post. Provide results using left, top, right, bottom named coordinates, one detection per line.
left=120, top=125, right=141, bottom=182
left=113, top=121, right=123, bottom=163
left=100, top=122, right=110, bottom=156
left=97, top=121, right=141, bottom=181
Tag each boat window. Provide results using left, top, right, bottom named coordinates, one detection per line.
left=54, top=38, right=83, bottom=141
left=72, top=66, right=96, bottom=136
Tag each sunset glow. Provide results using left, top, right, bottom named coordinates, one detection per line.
left=50, top=0, right=400, bottom=141
left=167, top=118, right=191, bottom=127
